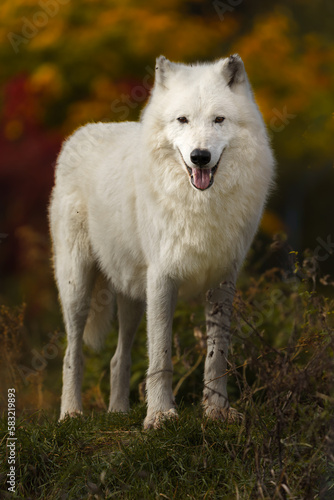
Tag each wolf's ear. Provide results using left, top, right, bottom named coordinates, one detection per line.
left=219, top=54, right=246, bottom=88
left=155, top=56, right=176, bottom=86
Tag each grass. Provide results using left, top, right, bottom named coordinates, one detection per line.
left=0, top=400, right=333, bottom=499
left=1, top=243, right=334, bottom=498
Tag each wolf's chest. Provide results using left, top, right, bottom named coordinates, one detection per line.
left=157, top=206, right=238, bottom=288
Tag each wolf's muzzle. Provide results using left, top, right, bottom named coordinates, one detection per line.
left=190, top=149, right=211, bottom=167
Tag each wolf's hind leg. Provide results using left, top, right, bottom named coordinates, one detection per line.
left=58, top=258, right=96, bottom=419
left=53, top=209, right=96, bottom=420
left=109, top=294, right=145, bottom=412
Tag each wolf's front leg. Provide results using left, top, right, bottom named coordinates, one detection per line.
left=203, top=280, right=240, bottom=422
left=144, top=269, right=178, bottom=429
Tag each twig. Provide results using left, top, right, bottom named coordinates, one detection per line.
left=173, top=354, right=203, bottom=397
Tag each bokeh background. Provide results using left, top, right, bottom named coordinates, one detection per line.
left=0, top=0, right=333, bottom=412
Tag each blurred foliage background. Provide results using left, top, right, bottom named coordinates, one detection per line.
left=0, top=0, right=333, bottom=412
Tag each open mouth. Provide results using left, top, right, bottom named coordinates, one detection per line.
left=179, top=150, right=224, bottom=191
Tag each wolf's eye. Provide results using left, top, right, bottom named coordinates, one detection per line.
left=214, top=116, right=225, bottom=124
left=177, top=116, right=189, bottom=124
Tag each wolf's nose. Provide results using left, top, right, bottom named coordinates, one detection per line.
left=190, top=149, right=211, bottom=167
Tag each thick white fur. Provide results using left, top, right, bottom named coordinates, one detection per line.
left=49, top=55, right=274, bottom=428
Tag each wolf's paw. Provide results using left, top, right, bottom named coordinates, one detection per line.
left=204, top=405, right=243, bottom=423
left=59, top=409, right=83, bottom=421
left=144, top=408, right=178, bottom=430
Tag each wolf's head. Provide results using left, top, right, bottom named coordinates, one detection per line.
left=142, top=55, right=269, bottom=193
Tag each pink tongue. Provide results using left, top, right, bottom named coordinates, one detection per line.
left=192, top=168, right=211, bottom=190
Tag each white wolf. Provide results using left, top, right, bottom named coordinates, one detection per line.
left=49, top=55, right=274, bottom=429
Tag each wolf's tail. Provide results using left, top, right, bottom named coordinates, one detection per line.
left=83, top=272, right=116, bottom=351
